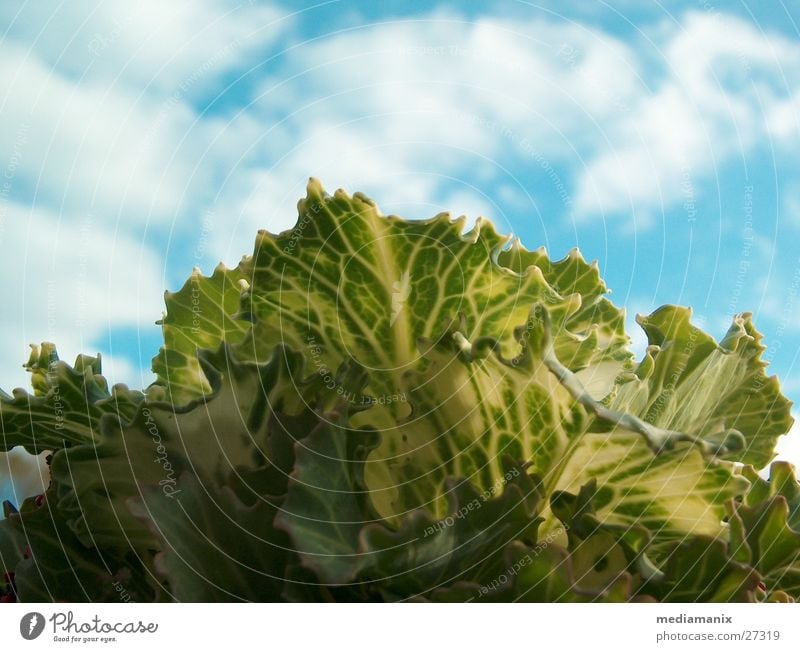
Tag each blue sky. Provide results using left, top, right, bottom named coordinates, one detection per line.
left=1, top=0, right=800, bottom=471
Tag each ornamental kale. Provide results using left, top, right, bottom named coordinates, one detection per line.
left=1, top=180, right=796, bottom=602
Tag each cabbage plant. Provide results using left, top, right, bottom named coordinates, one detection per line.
left=1, top=179, right=797, bottom=602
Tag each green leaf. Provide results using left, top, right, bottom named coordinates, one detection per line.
left=277, top=416, right=376, bottom=586
left=741, top=461, right=800, bottom=530
left=149, top=264, right=250, bottom=405
left=1, top=491, right=153, bottom=602
left=359, top=301, right=747, bottom=542
left=280, top=419, right=545, bottom=597
left=274, top=362, right=382, bottom=585
left=155, top=182, right=759, bottom=544
left=0, top=343, right=143, bottom=453
left=275, top=359, right=544, bottom=592
left=357, top=459, right=542, bottom=598
left=450, top=540, right=635, bottom=603
left=0, top=502, right=27, bottom=580
left=496, top=245, right=631, bottom=376
left=550, top=481, right=661, bottom=583
left=644, top=537, right=761, bottom=602
left=160, top=181, right=631, bottom=406
left=130, top=472, right=291, bottom=602
left=240, top=181, right=541, bottom=373
left=729, top=461, right=800, bottom=599
left=51, top=343, right=311, bottom=550
left=608, top=307, right=793, bottom=469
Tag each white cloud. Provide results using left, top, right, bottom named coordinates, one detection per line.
left=0, top=44, right=187, bottom=224
left=0, top=41, right=268, bottom=229
left=282, top=15, right=639, bottom=145
left=775, top=419, right=800, bottom=469
left=575, top=11, right=800, bottom=219
left=780, top=183, right=800, bottom=228
left=0, top=0, right=292, bottom=401
left=0, top=448, right=49, bottom=508
left=207, top=8, right=800, bottom=252
left=766, top=91, right=800, bottom=144
left=0, top=204, right=163, bottom=391
left=624, top=299, right=657, bottom=360
left=744, top=266, right=800, bottom=336
left=5, top=5, right=798, bottom=272
left=0, top=0, right=289, bottom=94
left=207, top=14, right=643, bottom=260
left=0, top=0, right=290, bottom=236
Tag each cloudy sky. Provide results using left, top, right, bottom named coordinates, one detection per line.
left=1, top=0, right=800, bottom=465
